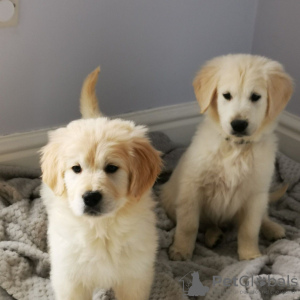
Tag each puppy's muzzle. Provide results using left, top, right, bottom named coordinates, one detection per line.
left=231, top=119, right=248, bottom=136
left=83, top=191, right=102, bottom=216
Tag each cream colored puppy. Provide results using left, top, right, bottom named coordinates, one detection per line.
left=40, top=68, right=161, bottom=300
left=161, top=54, right=293, bottom=261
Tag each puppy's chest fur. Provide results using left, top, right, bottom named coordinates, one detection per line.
left=67, top=221, right=139, bottom=271
left=198, top=141, right=254, bottom=223
left=45, top=188, right=157, bottom=289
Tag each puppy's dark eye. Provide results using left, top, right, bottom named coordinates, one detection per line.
left=72, top=165, right=82, bottom=174
left=250, top=93, right=261, bottom=102
left=104, top=164, right=119, bottom=174
left=223, top=93, right=232, bottom=100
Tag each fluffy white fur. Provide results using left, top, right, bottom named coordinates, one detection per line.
left=160, top=54, right=293, bottom=261
left=40, top=69, right=161, bottom=300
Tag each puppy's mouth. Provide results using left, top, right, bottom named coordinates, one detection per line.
left=83, top=201, right=114, bottom=217
left=84, top=206, right=102, bottom=217
left=231, top=131, right=249, bottom=137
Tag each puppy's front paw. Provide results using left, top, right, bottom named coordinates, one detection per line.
left=239, top=249, right=262, bottom=261
left=168, top=244, right=192, bottom=261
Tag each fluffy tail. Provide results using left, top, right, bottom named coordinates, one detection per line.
left=80, top=67, right=102, bottom=118
left=269, top=184, right=288, bottom=203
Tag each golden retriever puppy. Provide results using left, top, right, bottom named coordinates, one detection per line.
left=40, top=68, right=161, bottom=300
left=160, top=54, right=293, bottom=261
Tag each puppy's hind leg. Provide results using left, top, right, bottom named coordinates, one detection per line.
left=205, top=226, right=223, bottom=248
left=261, top=215, right=285, bottom=241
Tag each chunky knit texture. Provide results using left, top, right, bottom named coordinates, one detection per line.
left=0, top=132, right=300, bottom=300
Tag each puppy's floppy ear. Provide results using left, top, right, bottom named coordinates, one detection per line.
left=80, top=66, right=102, bottom=119
left=193, top=60, right=219, bottom=113
left=266, top=62, right=293, bottom=120
left=128, top=137, right=162, bottom=200
left=40, top=129, right=66, bottom=196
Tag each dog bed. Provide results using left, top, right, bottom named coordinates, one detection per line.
left=0, top=131, right=300, bottom=300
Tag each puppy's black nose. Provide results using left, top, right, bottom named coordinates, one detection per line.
left=231, top=120, right=248, bottom=133
left=83, top=191, right=102, bottom=207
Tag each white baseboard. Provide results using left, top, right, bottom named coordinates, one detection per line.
left=0, top=102, right=202, bottom=168
left=0, top=102, right=299, bottom=168
left=277, top=111, right=300, bottom=163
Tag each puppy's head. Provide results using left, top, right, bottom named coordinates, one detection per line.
left=40, top=118, right=161, bottom=217
left=193, top=54, right=293, bottom=140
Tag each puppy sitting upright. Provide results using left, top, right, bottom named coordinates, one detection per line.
left=161, top=54, right=293, bottom=261
left=40, top=68, right=161, bottom=300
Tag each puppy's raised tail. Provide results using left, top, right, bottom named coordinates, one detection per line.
left=269, top=184, right=288, bottom=203
left=80, top=67, right=102, bottom=118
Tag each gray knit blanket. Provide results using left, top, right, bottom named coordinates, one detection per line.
left=1, top=131, right=300, bottom=300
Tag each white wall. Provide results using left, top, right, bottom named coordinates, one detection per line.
left=1, top=0, right=258, bottom=135
left=252, top=0, right=300, bottom=116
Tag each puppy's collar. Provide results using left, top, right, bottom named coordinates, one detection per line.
left=225, top=137, right=252, bottom=145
